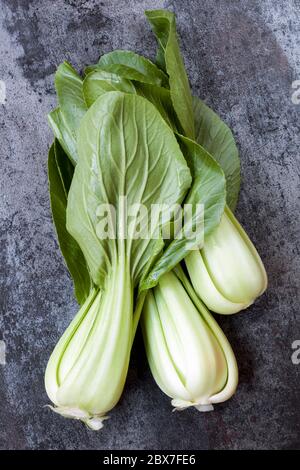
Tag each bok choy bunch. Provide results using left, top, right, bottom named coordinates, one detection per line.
left=45, top=8, right=267, bottom=429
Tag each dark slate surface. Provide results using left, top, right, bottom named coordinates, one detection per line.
left=0, top=0, right=299, bottom=450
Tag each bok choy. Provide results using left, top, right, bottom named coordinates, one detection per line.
left=185, top=207, right=268, bottom=314
left=141, top=269, right=238, bottom=410
left=46, top=91, right=191, bottom=426
left=144, top=8, right=267, bottom=314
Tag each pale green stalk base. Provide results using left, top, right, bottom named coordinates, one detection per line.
left=47, top=405, right=109, bottom=430
left=45, top=256, right=133, bottom=429
left=176, top=265, right=238, bottom=406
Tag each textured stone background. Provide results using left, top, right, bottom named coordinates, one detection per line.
left=0, top=0, right=299, bottom=450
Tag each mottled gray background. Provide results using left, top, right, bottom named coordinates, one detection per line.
left=0, top=0, right=299, bottom=450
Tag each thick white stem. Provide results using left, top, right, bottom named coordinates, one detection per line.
left=45, top=252, right=133, bottom=427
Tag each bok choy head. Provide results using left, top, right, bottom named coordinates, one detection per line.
left=141, top=269, right=238, bottom=410
left=185, top=207, right=268, bottom=314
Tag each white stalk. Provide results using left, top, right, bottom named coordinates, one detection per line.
left=141, top=269, right=238, bottom=411
left=185, top=206, right=268, bottom=314
left=45, top=254, right=132, bottom=430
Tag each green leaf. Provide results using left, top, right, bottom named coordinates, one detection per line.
left=133, top=83, right=179, bottom=132
left=140, top=135, right=226, bottom=290
left=49, top=62, right=87, bottom=163
left=55, top=61, right=87, bottom=135
left=85, top=63, right=165, bottom=87
left=48, top=140, right=91, bottom=304
left=53, top=140, right=74, bottom=195
left=83, top=70, right=136, bottom=107
left=178, top=135, right=226, bottom=240
left=48, top=108, right=77, bottom=165
left=66, top=92, right=191, bottom=288
left=83, top=73, right=179, bottom=133
left=98, top=50, right=169, bottom=87
left=145, top=9, right=195, bottom=139
left=193, top=96, right=240, bottom=211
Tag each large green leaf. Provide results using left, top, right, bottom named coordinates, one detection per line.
left=66, top=92, right=192, bottom=288
left=145, top=9, right=195, bottom=139
left=83, top=70, right=136, bottom=107
left=193, top=96, right=240, bottom=211
left=81, top=76, right=226, bottom=291
left=48, top=140, right=91, bottom=304
left=141, top=135, right=226, bottom=290
left=98, top=50, right=169, bottom=87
